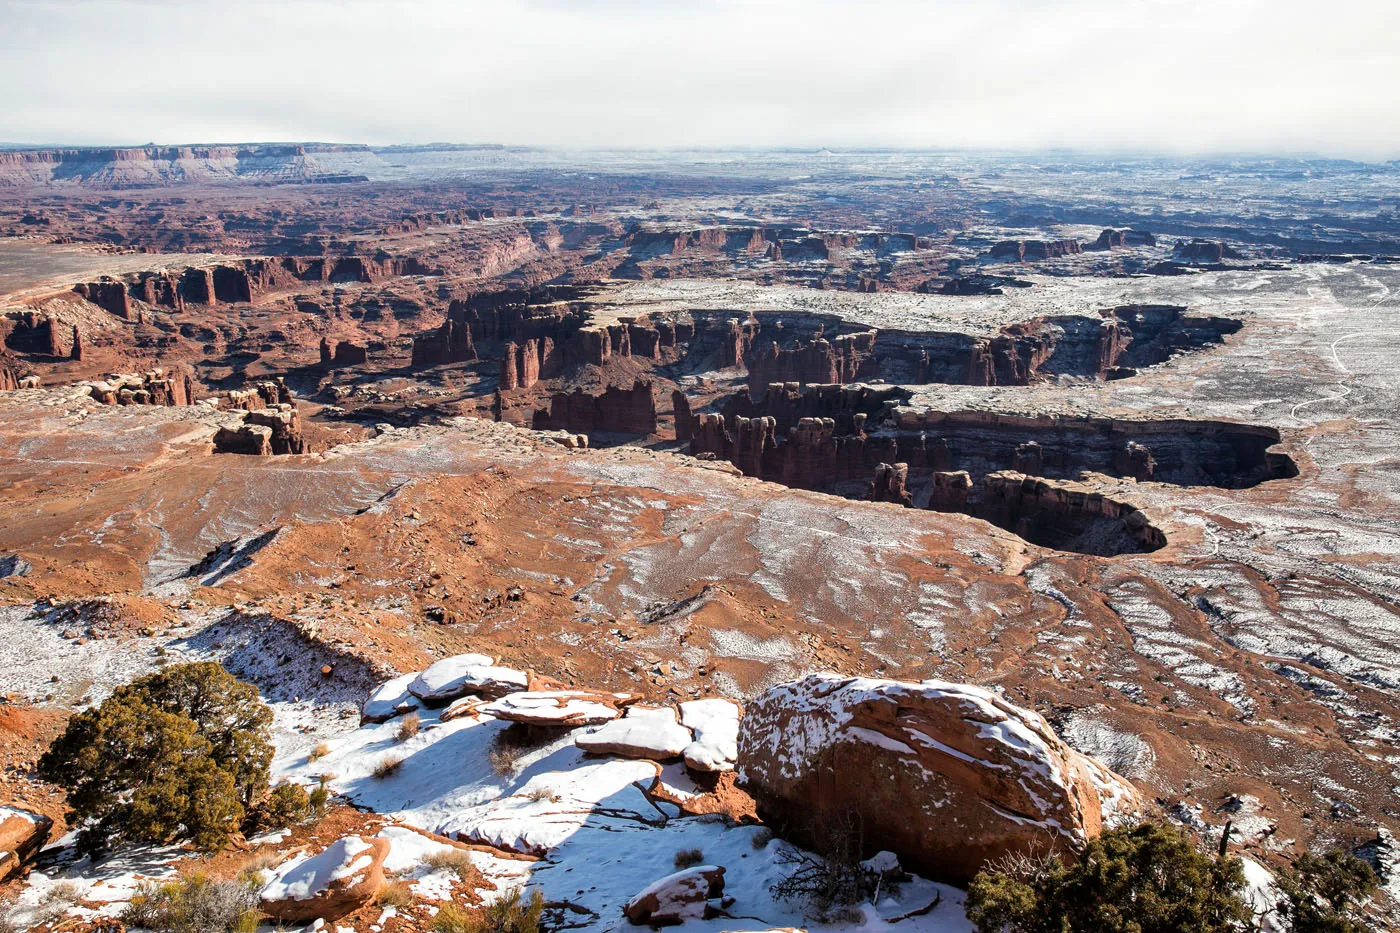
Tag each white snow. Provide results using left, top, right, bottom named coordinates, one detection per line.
left=261, top=836, right=376, bottom=904
left=680, top=697, right=741, bottom=772
left=576, top=704, right=693, bottom=759
left=408, top=653, right=523, bottom=703
left=480, top=690, right=623, bottom=725
left=361, top=672, right=421, bottom=723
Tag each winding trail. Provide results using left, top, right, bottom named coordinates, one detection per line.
left=1290, top=277, right=1393, bottom=425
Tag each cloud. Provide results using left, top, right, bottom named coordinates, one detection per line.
left=1, top=0, right=1396, bottom=158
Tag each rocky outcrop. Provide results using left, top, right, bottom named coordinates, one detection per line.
left=72, top=280, right=132, bottom=319
left=532, top=381, right=657, bottom=436
left=212, top=423, right=273, bottom=456
left=82, top=369, right=194, bottom=406
left=260, top=835, right=390, bottom=924
left=0, top=807, right=53, bottom=881
left=745, top=331, right=876, bottom=396
left=245, top=406, right=306, bottom=455
left=0, top=351, right=18, bottom=391
left=222, top=379, right=293, bottom=411
left=978, top=471, right=1166, bottom=554
left=623, top=865, right=727, bottom=926
left=736, top=673, right=1144, bottom=881
left=411, top=317, right=477, bottom=367
left=867, top=462, right=913, bottom=506
left=320, top=338, right=368, bottom=368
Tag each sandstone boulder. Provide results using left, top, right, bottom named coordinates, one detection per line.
left=623, top=865, right=726, bottom=926
left=0, top=806, right=53, bottom=881
left=260, top=835, right=389, bottom=924
left=407, top=653, right=524, bottom=704
left=576, top=705, right=692, bottom=760
left=361, top=672, right=422, bottom=723
left=736, top=673, right=1144, bottom=881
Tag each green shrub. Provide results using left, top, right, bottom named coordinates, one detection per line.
left=308, top=780, right=331, bottom=814
left=432, top=888, right=545, bottom=933
left=39, top=662, right=273, bottom=856
left=1276, top=849, right=1378, bottom=933
left=966, top=823, right=1251, bottom=933
left=122, top=871, right=263, bottom=933
left=249, top=780, right=311, bottom=831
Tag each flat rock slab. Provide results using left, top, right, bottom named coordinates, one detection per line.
left=481, top=690, right=628, bottom=726
left=577, top=705, right=693, bottom=760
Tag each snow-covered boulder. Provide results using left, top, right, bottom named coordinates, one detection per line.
left=680, top=698, right=741, bottom=772
left=0, top=806, right=52, bottom=881
left=577, top=705, right=693, bottom=760
left=481, top=690, right=627, bottom=726
left=409, top=653, right=527, bottom=704
left=361, top=672, right=421, bottom=723
left=260, top=834, right=390, bottom=923
left=736, top=673, right=1145, bottom=881
left=623, top=865, right=726, bottom=925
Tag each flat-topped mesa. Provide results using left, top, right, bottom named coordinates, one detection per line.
left=987, top=239, right=1084, bottom=262
left=1085, top=228, right=1157, bottom=250
left=1174, top=239, right=1246, bottom=263
left=532, top=380, right=657, bottom=437
left=80, top=254, right=439, bottom=314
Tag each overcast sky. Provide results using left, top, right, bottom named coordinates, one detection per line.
left=2, top=0, right=1397, bottom=159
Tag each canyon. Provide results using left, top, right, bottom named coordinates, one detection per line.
left=1, top=147, right=1399, bottom=931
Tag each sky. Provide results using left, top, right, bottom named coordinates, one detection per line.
left=2, top=0, right=1398, bottom=159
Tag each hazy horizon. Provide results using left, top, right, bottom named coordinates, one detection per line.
left=3, top=0, right=1398, bottom=160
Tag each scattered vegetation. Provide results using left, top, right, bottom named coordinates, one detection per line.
left=526, top=785, right=561, bottom=803
left=423, top=847, right=477, bottom=881
left=307, top=741, right=331, bottom=762
left=373, top=755, right=404, bottom=779
left=398, top=712, right=422, bottom=741
left=965, top=823, right=1251, bottom=933
left=122, top=871, right=263, bottom=933
left=770, top=809, right=880, bottom=922
left=38, top=662, right=273, bottom=856
left=432, top=888, right=546, bottom=933
left=377, top=880, right=415, bottom=909
left=248, top=780, right=312, bottom=831
left=1276, top=849, right=1378, bottom=933
left=673, top=847, right=705, bottom=869
left=308, top=780, right=331, bottom=814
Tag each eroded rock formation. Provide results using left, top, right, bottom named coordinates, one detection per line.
left=533, top=381, right=657, bottom=436
left=736, top=673, right=1144, bottom=881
